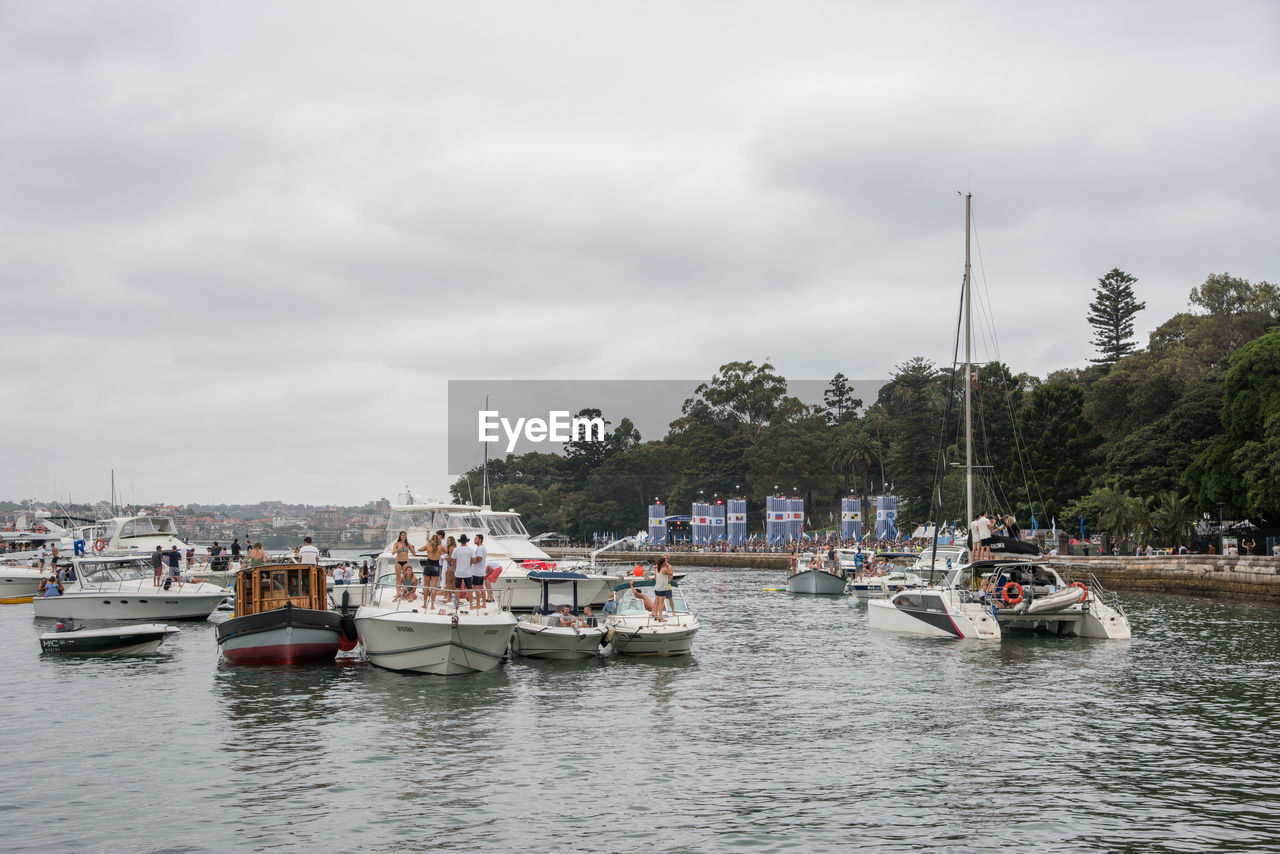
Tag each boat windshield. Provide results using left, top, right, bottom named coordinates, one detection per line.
left=388, top=509, right=485, bottom=534
left=614, top=591, right=689, bottom=616
left=81, top=559, right=149, bottom=583
left=484, top=515, right=529, bottom=537
left=117, top=517, right=178, bottom=539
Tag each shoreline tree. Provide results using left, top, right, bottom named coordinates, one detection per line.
left=1088, top=268, right=1146, bottom=367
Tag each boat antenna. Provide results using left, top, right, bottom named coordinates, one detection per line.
left=482, top=394, right=490, bottom=506
left=111, top=469, right=117, bottom=517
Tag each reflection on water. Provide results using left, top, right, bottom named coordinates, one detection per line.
left=1, top=573, right=1279, bottom=852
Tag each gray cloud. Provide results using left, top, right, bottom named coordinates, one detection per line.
left=2, top=1, right=1278, bottom=505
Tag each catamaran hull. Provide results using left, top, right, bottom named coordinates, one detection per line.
left=866, top=598, right=1000, bottom=639
left=511, top=624, right=605, bottom=659
left=787, top=569, right=848, bottom=596
left=355, top=608, right=515, bottom=674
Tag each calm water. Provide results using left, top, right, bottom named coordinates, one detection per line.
left=3, top=569, right=1279, bottom=853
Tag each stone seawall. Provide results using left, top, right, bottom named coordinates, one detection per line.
left=1045, top=555, right=1280, bottom=600
left=547, top=549, right=1280, bottom=599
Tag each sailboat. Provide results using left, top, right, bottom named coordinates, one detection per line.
left=866, top=195, right=1130, bottom=640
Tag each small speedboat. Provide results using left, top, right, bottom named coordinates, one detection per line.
left=39, top=618, right=179, bottom=655
left=511, top=570, right=606, bottom=659
left=786, top=556, right=848, bottom=595
left=604, top=579, right=699, bottom=656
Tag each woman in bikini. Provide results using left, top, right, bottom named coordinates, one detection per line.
left=391, top=531, right=417, bottom=602
left=443, top=535, right=458, bottom=598
left=422, top=533, right=445, bottom=607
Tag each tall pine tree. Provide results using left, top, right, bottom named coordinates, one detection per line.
left=1088, top=268, right=1146, bottom=366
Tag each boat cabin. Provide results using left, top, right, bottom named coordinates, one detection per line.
left=235, top=563, right=329, bottom=618
left=608, top=579, right=690, bottom=617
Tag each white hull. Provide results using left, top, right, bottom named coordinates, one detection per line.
left=355, top=591, right=515, bottom=675
left=866, top=595, right=1000, bottom=640
left=787, top=569, right=848, bottom=596
left=996, top=601, right=1131, bottom=639
left=328, top=583, right=373, bottom=609
left=512, top=622, right=605, bottom=659
left=0, top=566, right=45, bottom=597
left=32, top=580, right=229, bottom=620
left=606, top=615, right=699, bottom=656
left=491, top=570, right=617, bottom=611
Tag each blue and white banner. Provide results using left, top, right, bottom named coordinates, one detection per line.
left=691, top=502, right=712, bottom=544
left=727, top=499, right=747, bottom=546
left=648, top=502, right=666, bottom=546
left=874, top=495, right=898, bottom=540
left=768, top=497, right=804, bottom=542
left=841, top=496, right=863, bottom=540
left=790, top=498, right=805, bottom=540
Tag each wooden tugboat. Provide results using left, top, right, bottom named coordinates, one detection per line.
left=216, top=563, right=357, bottom=665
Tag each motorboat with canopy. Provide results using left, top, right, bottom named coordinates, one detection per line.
left=511, top=570, right=606, bottom=659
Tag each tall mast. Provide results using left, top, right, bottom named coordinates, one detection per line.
left=963, top=194, right=974, bottom=526
left=482, top=394, right=490, bottom=506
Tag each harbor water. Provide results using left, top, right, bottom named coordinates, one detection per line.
left=3, top=568, right=1278, bottom=853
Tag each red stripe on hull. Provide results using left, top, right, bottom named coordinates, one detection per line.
left=220, top=641, right=340, bottom=665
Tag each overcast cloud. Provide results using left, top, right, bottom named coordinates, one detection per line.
left=3, top=1, right=1278, bottom=506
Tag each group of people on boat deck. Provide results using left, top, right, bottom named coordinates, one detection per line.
left=388, top=530, right=501, bottom=609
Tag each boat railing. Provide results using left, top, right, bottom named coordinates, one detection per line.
left=369, top=572, right=516, bottom=613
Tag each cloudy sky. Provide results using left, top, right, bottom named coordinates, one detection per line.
left=4, top=1, right=1278, bottom=507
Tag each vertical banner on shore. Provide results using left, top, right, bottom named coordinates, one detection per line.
left=648, top=502, right=666, bottom=546
left=841, top=497, right=862, bottom=540
left=727, top=499, right=747, bottom=546
left=874, top=495, right=898, bottom=539
left=766, top=496, right=785, bottom=543
left=710, top=501, right=725, bottom=541
left=790, top=498, right=805, bottom=540
left=691, top=502, right=712, bottom=544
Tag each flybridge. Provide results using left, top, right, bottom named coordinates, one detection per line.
left=477, top=410, right=606, bottom=453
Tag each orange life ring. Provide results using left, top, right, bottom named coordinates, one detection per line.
left=1070, top=581, right=1089, bottom=602
left=93, top=539, right=106, bottom=553
left=1002, top=581, right=1024, bottom=606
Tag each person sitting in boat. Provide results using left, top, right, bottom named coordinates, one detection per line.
left=581, top=605, right=597, bottom=627
left=601, top=595, right=617, bottom=616
left=39, top=574, right=64, bottom=598
left=554, top=604, right=580, bottom=628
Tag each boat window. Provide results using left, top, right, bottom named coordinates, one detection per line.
left=286, top=571, right=300, bottom=597
left=82, top=565, right=122, bottom=583
left=897, top=594, right=923, bottom=609
left=299, top=570, right=311, bottom=597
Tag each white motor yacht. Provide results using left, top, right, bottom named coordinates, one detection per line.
left=354, top=572, right=516, bottom=675
left=32, top=555, right=230, bottom=620
left=604, top=579, right=699, bottom=656
left=0, top=563, right=47, bottom=599
left=378, top=497, right=616, bottom=611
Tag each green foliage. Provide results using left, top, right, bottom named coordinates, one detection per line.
left=1107, top=380, right=1222, bottom=496
left=877, top=357, right=943, bottom=522
left=1088, top=268, right=1146, bottom=365
left=823, top=372, right=862, bottom=425
left=1235, top=413, right=1280, bottom=520
left=1147, top=490, right=1197, bottom=549
left=1017, top=382, right=1101, bottom=515
left=685, top=360, right=795, bottom=444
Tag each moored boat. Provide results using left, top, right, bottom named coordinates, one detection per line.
left=354, top=572, right=516, bottom=675
left=39, top=618, right=179, bottom=655
left=511, top=570, right=606, bottom=659
left=32, top=555, right=229, bottom=621
left=216, top=563, right=353, bottom=665
left=604, top=579, right=699, bottom=656
left=786, top=556, right=848, bottom=595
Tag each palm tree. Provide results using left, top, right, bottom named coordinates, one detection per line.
left=1094, top=485, right=1141, bottom=551
left=828, top=422, right=878, bottom=494
left=1149, top=490, right=1196, bottom=549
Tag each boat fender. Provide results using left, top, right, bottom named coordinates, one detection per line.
left=603, top=627, right=615, bottom=645
left=338, top=615, right=358, bottom=651
left=93, top=539, right=106, bottom=553
left=1070, top=581, right=1089, bottom=602
left=1001, top=581, right=1024, bottom=606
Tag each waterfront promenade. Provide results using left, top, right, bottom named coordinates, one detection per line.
left=549, top=549, right=1280, bottom=600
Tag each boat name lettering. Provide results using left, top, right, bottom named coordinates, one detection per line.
left=396, top=626, right=415, bottom=633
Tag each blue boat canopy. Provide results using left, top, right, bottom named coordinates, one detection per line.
left=528, top=570, right=589, bottom=582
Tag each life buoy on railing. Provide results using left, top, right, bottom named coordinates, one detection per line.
left=1002, top=581, right=1024, bottom=606
left=93, top=539, right=106, bottom=553
left=1070, top=581, right=1089, bottom=602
